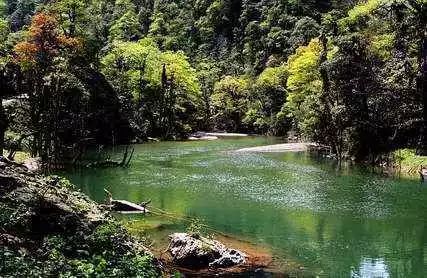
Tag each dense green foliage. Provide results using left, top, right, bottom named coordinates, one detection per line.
left=0, top=0, right=425, bottom=162
left=0, top=223, right=158, bottom=277
left=101, top=38, right=201, bottom=139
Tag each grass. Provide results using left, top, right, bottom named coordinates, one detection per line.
left=393, top=149, right=427, bottom=173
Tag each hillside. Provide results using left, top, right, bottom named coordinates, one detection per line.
left=0, top=0, right=425, bottom=162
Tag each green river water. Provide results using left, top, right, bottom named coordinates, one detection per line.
left=63, top=137, right=427, bottom=277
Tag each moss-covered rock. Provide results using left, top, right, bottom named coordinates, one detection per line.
left=168, top=233, right=246, bottom=269
left=0, top=164, right=160, bottom=277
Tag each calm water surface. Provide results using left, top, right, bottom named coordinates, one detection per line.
left=63, top=137, right=427, bottom=277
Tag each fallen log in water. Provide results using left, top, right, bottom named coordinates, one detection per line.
left=111, top=200, right=150, bottom=214
left=104, top=189, right=150, bottom=214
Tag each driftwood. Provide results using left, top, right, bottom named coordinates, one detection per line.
left=111, top=200, right=150, bottom=214
left=104, top=189, right=150, bottom=214
left=139, top=199, right=151, bottom=207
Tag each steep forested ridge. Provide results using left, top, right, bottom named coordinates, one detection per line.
left=0, top=0, right=425, bottom=163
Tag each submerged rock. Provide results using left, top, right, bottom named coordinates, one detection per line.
left=168, top=233, right=246, bottom=268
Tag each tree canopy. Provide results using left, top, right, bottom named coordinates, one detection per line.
left=0, top=0, right=425, bottom=163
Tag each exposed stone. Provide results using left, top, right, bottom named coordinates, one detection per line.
left=210, top=248, right=246, bottom=268
left=168, top=233, right=246, bottom=269
left=0, top=166, right=108, bottom=240
left=23, top=157, right=42, bottom=172
left=0, top=234, right=24, bottom=247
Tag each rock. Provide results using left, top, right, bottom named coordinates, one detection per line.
left=168, top=233, right=246, bottom=269
left=210, top=248, right=246, bottom=268
left=0, top=164, right=107, bottom=234
left=23, top=157, right=42, bottom=172
left=0, top=173, right=21, bottom=194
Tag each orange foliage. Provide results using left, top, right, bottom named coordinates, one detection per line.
left=58, top=34, right=82, bottom=50
left=14, top=12, right=81, bottom=67
left=13, top=42, right=38, bottom=65
left=28, top=12, right=58, bottom=40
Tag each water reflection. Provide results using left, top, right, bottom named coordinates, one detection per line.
left=351, top=258, right=390, bottom=278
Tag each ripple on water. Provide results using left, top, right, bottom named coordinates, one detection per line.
left=122, top=144, right=419, bottom=218
left=351, top=258, right=390, bottom=278
left=66, top=140, right=427, bottom=278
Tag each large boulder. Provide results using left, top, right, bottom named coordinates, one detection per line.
left=168, top=233, right=246, bottom=268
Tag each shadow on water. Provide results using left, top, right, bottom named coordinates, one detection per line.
left=61, top=138, right=427, bottom=277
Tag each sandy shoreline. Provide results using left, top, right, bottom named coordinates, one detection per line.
left=189, top=132, right=249, bottom=141
left=234, top=142, right=315, bottom=153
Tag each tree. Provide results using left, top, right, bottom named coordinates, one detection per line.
left=48, top=0, right=87, bottom=37
left=13, top=12, right=81, bottom=162
left=0, top=17, right=11, bottom=155
left=245, top=64, right=288, bottom=135
left=109, top=1, right=141, bottom=42
left=212, top=75, right=250, bottom=132
left=101, top=38, right=201, bottom=139
left=283, top=38, right=323, bottom=139
left=328, top=0, right=425, bottom=160
left=196, top=59, right=221, bottom=130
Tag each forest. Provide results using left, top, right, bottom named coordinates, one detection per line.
left=0, top=0, right=425, bottom=164
left=1, top=0, right=427, bottom=277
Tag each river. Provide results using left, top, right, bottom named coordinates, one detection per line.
left=62, top=137, right=427, bottom=277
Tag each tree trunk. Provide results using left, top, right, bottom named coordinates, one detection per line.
left=0, top=96, right=7, bottom=156
left=318, top=33, right=337, bottom=156
left=420, top=31, right=427, bottom=153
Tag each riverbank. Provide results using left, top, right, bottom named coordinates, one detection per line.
left=189, top=132, right=250, bottom=141
left=392, top=149, right=427, bottom=175
left=0, top=162, right=160, bottom=277
left=234, top=142, right=316, bottom=153
left=234, top=142, right=427, bottom=179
